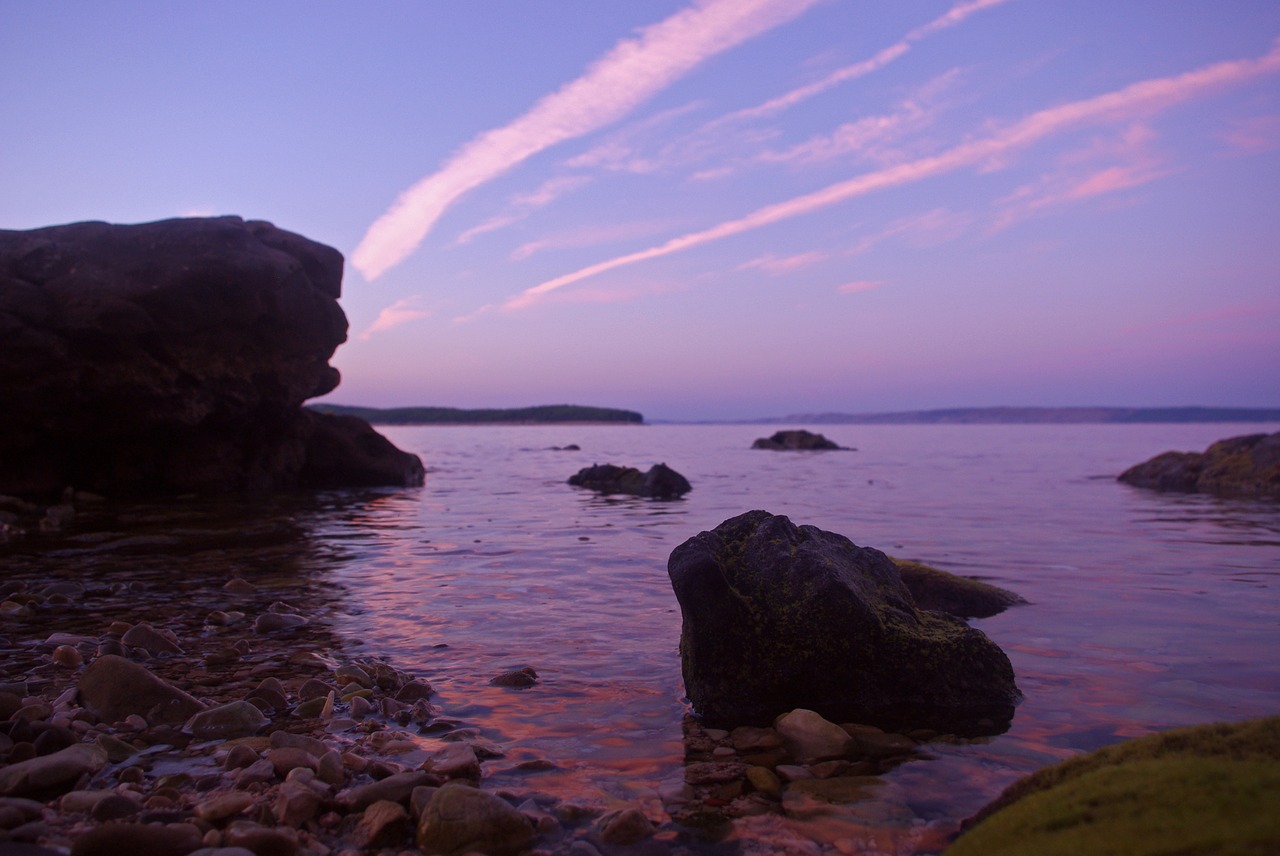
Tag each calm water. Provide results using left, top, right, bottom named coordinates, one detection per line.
left=307, top=422, right=1280, bottom=836
left=9, top=422, right=1280, bottom=849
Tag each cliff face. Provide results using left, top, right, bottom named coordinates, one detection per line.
left=0, top=216, right=422, bottom=498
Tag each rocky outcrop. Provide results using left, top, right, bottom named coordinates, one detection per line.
left=751, top=430, right=848, bottom=450
left=1118, top=432, right=1280, bottom=497
left=668, top=511, right=1020, bottom=735
left=0, top=217, right=423, bottom=498
left=568, top=462, right=691, bottom=499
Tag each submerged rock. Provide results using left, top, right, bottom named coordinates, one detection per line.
left=1118, top=432, right=1280, bottom=497
left=567, top=462, right=691, bottom=499
left=667, top=511, right=1020, bottom=734
left=77, top=654, right=207, bottom=725
left=0, top=216, right=423, bottom=499
left=751, top=430, right=848, bottom=451
left=890, top=558, right=1027, bottom=619
left=416, top=783, right=534, bottom=856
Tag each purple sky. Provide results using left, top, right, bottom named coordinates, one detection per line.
left=4, top=2, right=1278, bottom=419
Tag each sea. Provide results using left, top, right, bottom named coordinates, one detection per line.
left=10, top=421, right=1280, bottom=850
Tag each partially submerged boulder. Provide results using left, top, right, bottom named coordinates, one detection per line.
left=0, top=216, right=423, bottom=498
left=1118, top=432, right=1280, bottom=497
left=751, top=430, right=848, bottom=451
left=890, top=558, right=1028, bottom=619
left=667, top=511, right=1020, bottom=735
left=568, top=462, right=691, bottom=499
left=951, top=716, right=1280, bottom=855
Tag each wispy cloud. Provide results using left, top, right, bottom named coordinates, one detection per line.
left=758, top=69, right=962, bottom=167
left=505, top=38, right=1280, bottom=309
left=351, top=0, right=823, bottom=280
left=849, top=208, right=974, bottom=255
left=1218, top=114, right=1280, bottom=155
left=738, top=250, right=829, bottom=274
left=510, top=220, right=674, bottom=261
left=359, top=296, right=431, bottom=340
left=722, top=0, right=1010, bottom=124
left=990, top=123, right=1176, bottom=231
left=837, top=280, right=884, bottom=294
left=455, top=176, right=594, bottom=245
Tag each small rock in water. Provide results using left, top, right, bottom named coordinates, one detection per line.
left=489, top=667, right=538, bottom=688
left=775, top=709, right=854, bottom=763
left=186, top=701, right=269, bottom=739
left=120, top=622, right=184, bottom=656
left=50, top=645, right=83, bottom=668
left=598, top=807, right=656, bottom=845
left=253, top=612, right=309, bottom=634
left=416, top=784, right=534, bottom=856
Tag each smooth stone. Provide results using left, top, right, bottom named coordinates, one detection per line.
left=51, top=645, right=84, bottom=668
left=195, top=791, right=255, bottom=822
left=273, top=782, right=322, bottom=827
left=58, top=789, right=115, bottom=813
left=746, top=766, right=783, bottom=798
left=224, top=578, right=257, bottom=593
left=489, top=667, right=538, bottom=688
left=355, top=799, right=410, bottom=848
left=427, top=743, right=481, bottom=780
left=0, top=743, right=108, bottom=798
left=90, top=793, right=142, bottom=821
left=843, top=724, right=918, bottom=759
left=775, top=709, right=854, bottom=763
left=120, top=623, right=184, bottom=656
left=269, top=731, right=327, bottom=758
left=340, top=770, right=433, bottom=811
left=334, top=664, right=372, bottom=688
left=222, top=744, right=261, bottom=770
left=416, top=783, right=535, bottom=856
left=222, top=820, right=298, bottom=856
left=68, top=821, right=203, bottom=856
left=78, top=655, right=206, bottom=725
left=267, top=747, right=318, bottom=776
left=186, top=701, right=269, bottom=739
left=253, top=613, right=308, bottom=634
left=597, top=807, right=655, bottom=845
left=297, top=679, right=336, bottom=701
left=393, top=680, right=433, bottom=702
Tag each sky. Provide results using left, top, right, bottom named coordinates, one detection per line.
left=3, top=1, right=1279, bottom=421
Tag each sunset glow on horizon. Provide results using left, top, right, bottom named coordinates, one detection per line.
left=3, top=2, right=1278, bottom=419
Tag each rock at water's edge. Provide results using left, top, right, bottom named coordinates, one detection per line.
left=0, top=217, right=422, bottom=498
left=568, top=462, right=691, bottom=499
left=1118, top=432, right=1280, bottom=498
left=751, top=430, right=848, bottom=451
left=667, top=510, right=1020, bottom=734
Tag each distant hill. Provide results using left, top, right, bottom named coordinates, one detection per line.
left=309, top=403, right=644, bottom=425
left=776, top=407, right=1280, bottom=425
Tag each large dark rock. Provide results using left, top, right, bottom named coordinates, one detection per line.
left=751, top=430, right=847, bottom=450
left=0, top=217, right=423, bottom=498
left=1118, top=432, right=1280, bottom=498
left=568, top=462, right=691, bottom=499
left=668, top=511, right=1020, bottom=735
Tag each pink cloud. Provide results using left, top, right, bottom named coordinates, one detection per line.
left=1218, top=114, right=1280, bottom=155
left=738, top=251, right=829, bottom=274
left=359, top=297, right=431, bottom=340
left=724, top=0, right=1009, bottom=123
left=352, top=0, right=822, bottom=280
left=837, top=280, right=884, bottom=294
left=505, top=37, right=1280, bottom=309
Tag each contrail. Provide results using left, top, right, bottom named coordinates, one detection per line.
left=505, top=38, right=1280, bottom=309
left=352, top=0, right=822, bottom=281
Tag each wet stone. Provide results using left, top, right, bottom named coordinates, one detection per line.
left=355, top=799, right=410, bottom=848
left=186, top=701, right=269, bottom=739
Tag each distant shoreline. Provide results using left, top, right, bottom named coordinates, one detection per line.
left=311, top=403, right=1280, bottom=426
left=309, top=403, right=644, bottom=425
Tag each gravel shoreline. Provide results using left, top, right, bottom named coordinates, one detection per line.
left=2, top=496, right=969, bottom=855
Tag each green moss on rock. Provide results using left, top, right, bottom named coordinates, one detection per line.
left=949, top=716, right=1280, bottom=856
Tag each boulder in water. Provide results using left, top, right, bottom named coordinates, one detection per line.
left=1118, top=432, right=1280, bottom=497
left=751, top=430, right=848, bottom=450
left=667, top=510, right=1020, bottom=735
left=567, top=462, right=691, bottom=498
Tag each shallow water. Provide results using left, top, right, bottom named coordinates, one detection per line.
left=7, top=422, right=1280, bottom=850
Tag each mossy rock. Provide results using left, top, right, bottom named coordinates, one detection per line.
left=948, top=716, right=1280, bottom=855
left=1119, top=432, right=1280, bottom=497
left=890, top=558, right=1027, bottom=619
left=668, top=511, right=1020, bottom=734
